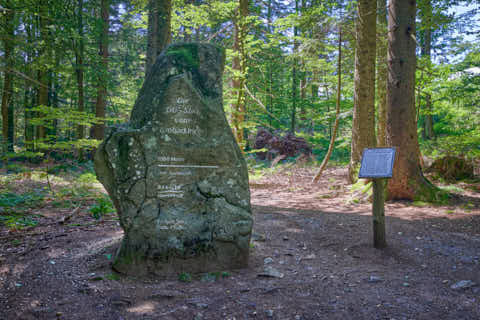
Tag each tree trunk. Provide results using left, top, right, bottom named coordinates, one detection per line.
left=36, top=0, right=49, bottom=143
left=424, top=93, right=434, bottom=138
left=324, top=71, right=332, bottom=139
left=349, top=0, right=377, bottom=183
left=51, top=72, right=58, bottom=139
left=231, top=0, right=248, bottom=147
left=386, top=0, right=434, bottom=200
left=93, top=0, right=109, bottom=140
left=299, top=0, right=307, bottom=121
left=36, top=77, right=48, bottom=142
left=310, top=71, right=318, bottom=134
left=300, top=71, right=306, bottom=118
left=291, top=0, right=299, bottom=133
left=146, top=0, right=172, bottom=76
left=1, top=1, right=15, bottom=152
left=421, top=0, right=434, bottom=140
left=75, top=0, right=85, bottom=150
left=376, top=0, right=387, bottom=147
left=24, top=21, right=35, bottom=152
left=25, top=86, right=35, bottom=152
left=50, top=44, right=62, bottom=140
left=312, top=28, right=342, bottom=183
left=266, top=0, right=273, bottom=128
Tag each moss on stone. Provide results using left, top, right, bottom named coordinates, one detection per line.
left=166, top=43, right=199, bottom=70
left=112, top=253, right=134, bottom=271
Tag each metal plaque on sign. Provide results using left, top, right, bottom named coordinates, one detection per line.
left=358, top=148, right=396, bottom=179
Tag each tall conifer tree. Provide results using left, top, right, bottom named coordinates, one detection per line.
left=146, top=0, right=172, bottom=76
left=349, top=0, right=377, bottom=182
left=386, top=0, right=435, bottom=199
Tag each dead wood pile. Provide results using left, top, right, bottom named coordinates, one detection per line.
left=253, top=128, right=312, bottom=161
left=427, top=156, right=474, bottom=181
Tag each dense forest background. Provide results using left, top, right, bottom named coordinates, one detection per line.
left=0, top=0, right=479, bottom=194
left=1, top=3, right=480, bottom=318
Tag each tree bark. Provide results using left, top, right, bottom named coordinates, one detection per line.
left=376, top=0, right=387, bottom=147
left=231, top=0, right=248, bottom=147
left=146, top=0, right=172, bottom=76
left=1, top=1, right=15, bottom=152
left=93, top=0, right=109, bottom=140
left=349, top=0, right=377, bottom=183
left=386, top=0, right=434, bottom=200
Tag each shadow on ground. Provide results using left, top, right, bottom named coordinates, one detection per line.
left=1, top=195, right=479, bottom=319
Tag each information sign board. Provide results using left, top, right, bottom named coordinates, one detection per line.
left=358, top=148, right=396, bottom=179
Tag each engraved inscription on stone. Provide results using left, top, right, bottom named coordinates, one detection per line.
left=358, top=148, right=396, bottom=178
left=162, top=96, right=204, bottom=136
left=154, top=93, right=218, bottom=198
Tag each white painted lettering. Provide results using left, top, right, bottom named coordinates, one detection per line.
left=158, top=156, right=185, bottom=162
left=175, top=118, right=192, bottom=124
left=157, top=184, right=184, bottom=191
left=166, top=106, right=200, bottom=115
left=158, top=127, right=202, bottom=136
left=176, top=97, right=189, bottom=104
left=158, top=193, right=185, bottom=198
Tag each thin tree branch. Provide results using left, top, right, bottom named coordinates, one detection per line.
left=244, top=83, right=281, bottom=122
left=208, top=22, right=232, bottom=42
left=2, top=67, right=49, bottom=89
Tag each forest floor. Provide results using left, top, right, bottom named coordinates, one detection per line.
left=0, top=163, right=479, bottom=320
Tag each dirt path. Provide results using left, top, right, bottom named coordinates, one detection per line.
left=1, top=167, right=479, bottom=319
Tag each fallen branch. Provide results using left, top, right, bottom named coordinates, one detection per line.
left=57, top=206, right=81, bottom=225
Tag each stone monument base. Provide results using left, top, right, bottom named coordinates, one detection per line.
left=94, top=43, right=253, bottom=277
left=112, top=239, right=249, bottom=277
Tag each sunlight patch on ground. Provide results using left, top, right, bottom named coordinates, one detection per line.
left=285, top=227, right=304, bottom=233
left=127, top=301, right=156, bottom=314
left=384, top=205, right=477, bottom=221
left=73, top=231, right=123, bottom=259
left=46, top=248, right=67, bottom=259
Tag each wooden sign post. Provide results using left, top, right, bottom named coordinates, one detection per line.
left=358, top=148, right=396, bottom=249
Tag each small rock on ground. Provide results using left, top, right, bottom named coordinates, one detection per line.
left=368, top=276, right=383, bottom=283
left=258, top=266, right=284, bottom=279
left=450, top=280, right=476, bottom=290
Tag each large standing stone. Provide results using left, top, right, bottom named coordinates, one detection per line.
left=94, top=43, right=252, bottom=276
